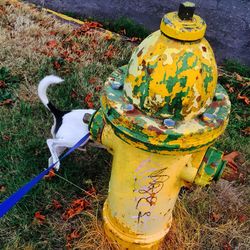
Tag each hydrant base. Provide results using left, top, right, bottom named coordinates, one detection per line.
left=103, top=201, right=170, bottom=249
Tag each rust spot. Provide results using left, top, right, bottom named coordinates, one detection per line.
left=142, top=59, right=146, bottom=67
left=203, top=156, right=208, bottom=163
left=147, top=67, right=154, bottom=75
left=126, top=108, right=141, bottom=116
left=137, top=48, right=143, bottom=57
left=148, top=125, right=164, bottom=135
left=196, top=76, right=199, bottom=80
left=196, top=96, right=201, bottom=102
left=202, top=46, right=207, bottom=52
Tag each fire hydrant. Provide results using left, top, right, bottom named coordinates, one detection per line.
left=88, top=2, right=231, bottom=249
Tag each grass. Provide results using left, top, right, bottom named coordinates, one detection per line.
left=0, top=1, right=249, bottom=249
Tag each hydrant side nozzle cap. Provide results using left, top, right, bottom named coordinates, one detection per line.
left=160, top=1, right=206, bottom=41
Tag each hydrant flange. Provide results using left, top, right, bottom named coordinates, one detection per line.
left=90, top=65, right=230, bottom=153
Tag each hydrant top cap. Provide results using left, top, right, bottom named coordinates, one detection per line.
left=160, top=2, right=206, bottom=41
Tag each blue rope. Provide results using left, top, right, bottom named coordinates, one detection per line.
left=0, top=133, right=90, bottom=218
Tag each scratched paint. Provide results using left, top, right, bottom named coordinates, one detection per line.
left=124, top=30, right=217, bottom=121
left=88, top=5, right=231, bottom=249
left=94, top=65, right=230, bottom=153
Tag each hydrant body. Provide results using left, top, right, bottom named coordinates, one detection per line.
left=89, top=2, right=231, bottom=249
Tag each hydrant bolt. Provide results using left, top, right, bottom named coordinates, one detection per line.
left=111, top=80, right=124, bottom=90
left=163, top=119, right=176, bottom=128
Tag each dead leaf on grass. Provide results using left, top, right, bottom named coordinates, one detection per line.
left=52, top=199, right=62, bottom=210
left=223, top=151, right=240, bottom=172
left=0, top=80, right=6, bottom=88
left=2, top=135, right=10, bottom=141
left=242, top=127, right=250, bottom=136
left=43, top=169, right=56, bottom=180
left=67, top=229, right=80, bottom=241
left=235, top=73, right=243, bottom=82
left=34, top=211, right=46, bottom=223
left=62, top=198, right=90, bottom=220
left=225, top=84, right=234, bottom=93
left=237, top=93, right=250, bottom=105
left=211, top=212, right=221, bottom=222
left=47, top=40, right=58, bottom=49
left=0, top=99, right=13, bottom=106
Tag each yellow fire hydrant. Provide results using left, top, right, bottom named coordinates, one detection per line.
left=89, top=2, right=231, bottom=249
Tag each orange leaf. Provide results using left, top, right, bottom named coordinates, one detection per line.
left=223, top=151, right=240, bottom=172
left=52, top=199, right=62, bottom=210
left=88, top=77, right=98, bottom=84
left=223, top=242, right=232, bottom=250
left=34, top=211, right=46, bottom=222
left=66, top=242, right=72, bottom=250
left=95, top=85, right=102, bottom=92
left=237, top=93, right=250, bottom=105
left=225, top=84, right=234, bottom=93
left=53, top=61, right=61, bottom=70
left=47, top=40, right=58, bottom=48
left=44, top=169, right=56, bottom=180
left=67, top=229, right=80, bottom=241
left=104, top=44, right=115, bottom=59
left=62, top=198, right=89, bottom=220
left=211, top=212, right=221, bottom=222
left=238, top=214, right=247, bottom=223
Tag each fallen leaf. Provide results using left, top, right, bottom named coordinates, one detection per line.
left=88, top=77, right=98, bottom=84
left=223, top=242, right=232, bottom=250
left=52, top=199, right=62, bottom=210
left=128, top=37, right=141, bottom=43
left=0, top=80, right=6, bottom=88
left=0, top=184, right=6, bottom=192
left=104, top=44, right=115, bottom=59
left=225, top=84, right=234, bottom=93
left=67, top=229, right=80, bottom=241
left=242, top=127, right=250, bottom=135
left=62, top=198, right=90, bottom=220
left=211, top=212, right=221, bottom=222
left=223, top=151, right=240, bottom=172
left=235, top=73, right=243, bottom=82
left=95, top=85, right=102, bottom=92
left=2, top=135, right=10, bottom=141
left=84, top=93, right=94, bottom=108
left=238, top=214, right=247, bottom=223
left=34, top=211, right=46, bottom=223
left=86, top=187, right=97, bottom=196
left=66, top=242, right=72, bottom=250
left=47, top=40, right=58, bottom=49
left=44, top=169, right=56, bottom=180
left=53, top=60, right=61, bottom=70
left=70, top=90, right=78, bottom=99
left=0, top=99, right=13, bottom=106
left=49, top=31, right=58, bottom=36
left=237, top=93, right=250, bottom=105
